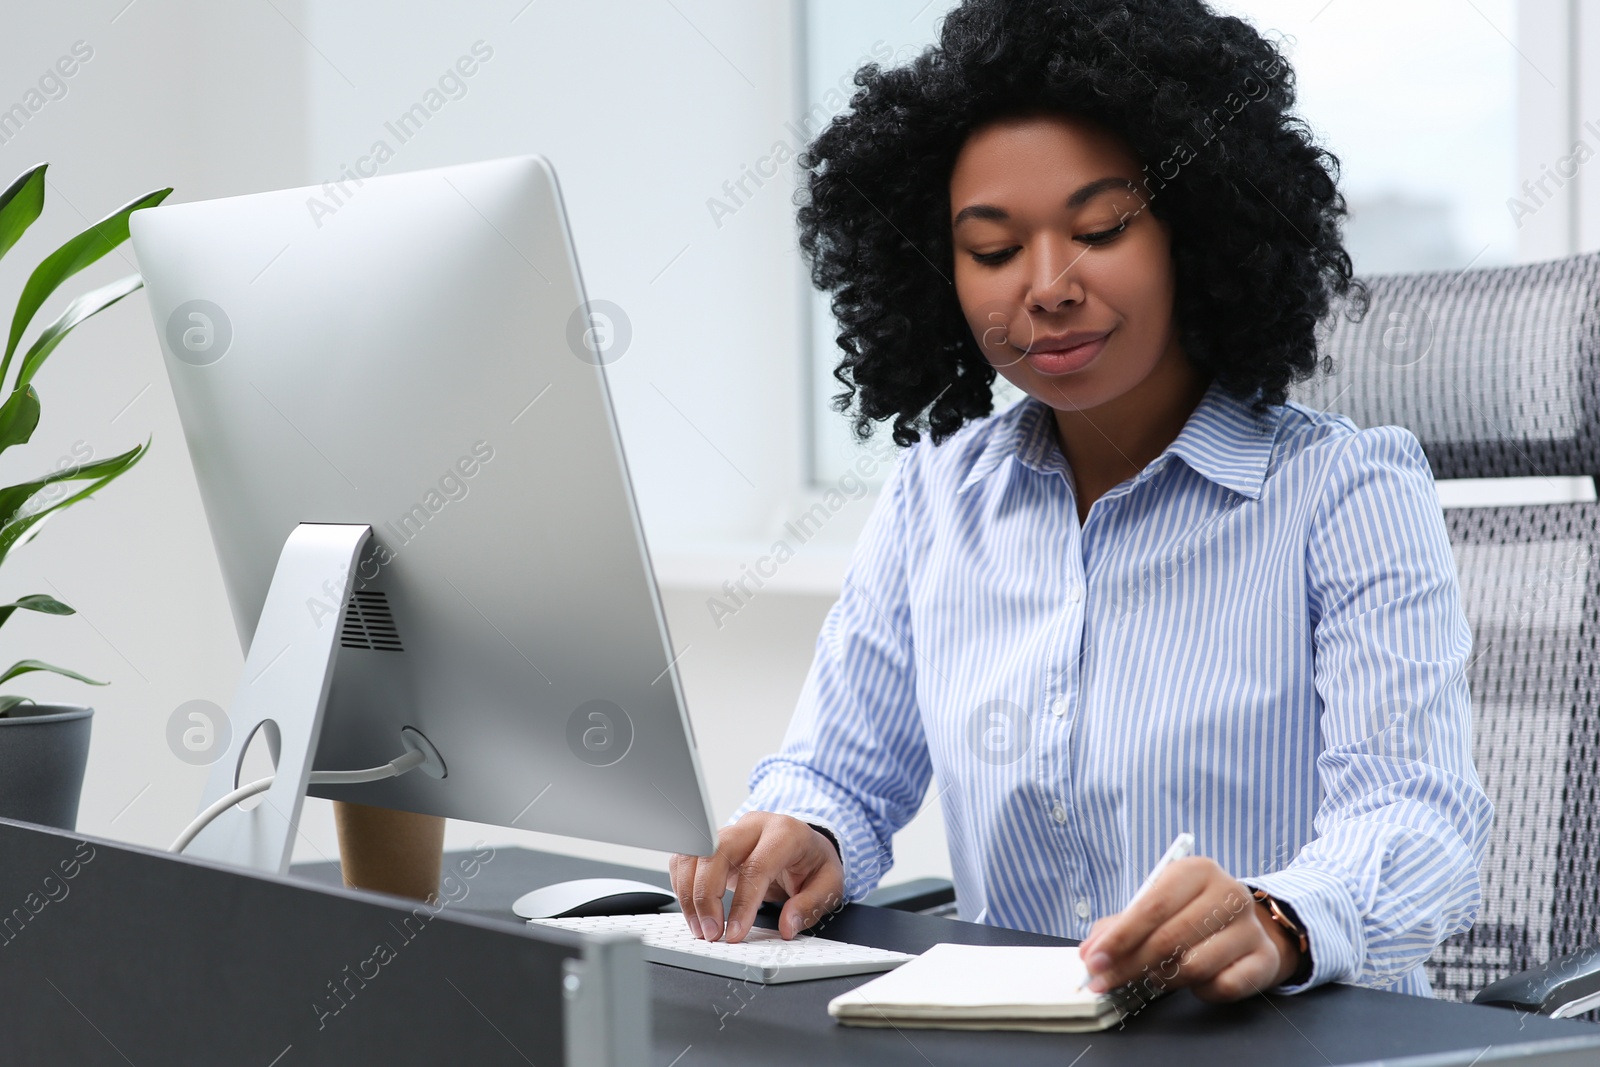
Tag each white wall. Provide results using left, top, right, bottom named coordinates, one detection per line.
left=0, top=0, right=952, bottom=887
left=0, top=0, right=312, bottom=853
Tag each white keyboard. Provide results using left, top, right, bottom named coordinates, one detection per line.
left=528, top=912, right=917, bottom=984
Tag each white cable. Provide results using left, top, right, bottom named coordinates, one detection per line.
left=169, top=748, right=427, bottom=854
left=310, top=748, right=426, bottom=786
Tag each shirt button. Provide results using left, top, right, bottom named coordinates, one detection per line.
left=1051, top=802, right=1068, bottom=824
left=1066, top=585, right=1082, bottom=604
left=1075, top=899, right=1091, bottom=919
left=1051, top=696, right=1069, bottom=718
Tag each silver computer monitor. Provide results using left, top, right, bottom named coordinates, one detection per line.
left=129, top=155, right=717, bottom=862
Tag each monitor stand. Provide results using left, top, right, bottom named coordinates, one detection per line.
left=182, top=523, right=371, bottom=873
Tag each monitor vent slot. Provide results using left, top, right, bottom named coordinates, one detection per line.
left=339, top=590, right=404, bottom=652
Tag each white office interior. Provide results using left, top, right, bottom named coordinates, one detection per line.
left=1, top=0, right=1597, bottom=894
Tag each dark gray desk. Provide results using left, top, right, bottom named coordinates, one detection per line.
left=0, top=820, right=600, bottom=1065
left=294, top=846, right=1600, bottom=1067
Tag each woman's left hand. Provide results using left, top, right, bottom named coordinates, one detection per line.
left=1076, top=856, right=1303, bottom=1002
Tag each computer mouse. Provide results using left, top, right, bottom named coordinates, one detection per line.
left=512, top=877, right=676, bottom=919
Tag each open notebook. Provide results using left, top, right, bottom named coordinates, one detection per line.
left=828, top=943, right=1125, bottom=1033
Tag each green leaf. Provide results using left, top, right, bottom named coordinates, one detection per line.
left=0, top=658, right=106, bottom=687
left=13, top=594, right=72, bottom=613
left=0, top=439, right=148, bottom=571
left=0, top=593, right=73, bottom=633
left=0, top=695, right=35, bottom=718
left=3, top=184, right=172, bottom=385
left=14, top=273, right=144, bottom=393
left=0, top=386, right=40, bottom=457
left=0, top=163, right=47, bottom=265
left=0, top=439, right=145, bottom=527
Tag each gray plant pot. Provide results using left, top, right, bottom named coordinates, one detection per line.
left=0, top=703, right=92, bottom=830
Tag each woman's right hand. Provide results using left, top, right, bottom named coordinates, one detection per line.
left=668, top=811, right=846, bottom=944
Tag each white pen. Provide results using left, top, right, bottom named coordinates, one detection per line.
left=1077, top=831, right=1195, bottom=991
left=1127, top=831, right=1195, bottom=908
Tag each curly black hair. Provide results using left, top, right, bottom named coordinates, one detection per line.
left=798, top=0, right=1368, bottom=447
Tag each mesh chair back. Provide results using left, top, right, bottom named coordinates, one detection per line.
left=1429, top=505, right=1600, bottom=1003
left=1298, top=251, right=1600, bottom=479
left=1294, top=253, right=1600, bottom=1005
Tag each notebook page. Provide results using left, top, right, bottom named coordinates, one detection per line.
left=829, top=943, right=1109, bottom=1019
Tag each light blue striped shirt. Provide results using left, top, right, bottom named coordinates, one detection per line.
left=738, top=382, right=1493, bottom=996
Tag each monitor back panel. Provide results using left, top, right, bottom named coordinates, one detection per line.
left=128, top=156, right=716, bottom=855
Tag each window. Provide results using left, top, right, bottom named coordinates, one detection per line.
left=802, top=0, right=969, bottom=488
left=1213, top=0, right=1521, bottom=274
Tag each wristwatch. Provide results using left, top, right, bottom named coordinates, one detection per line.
left=1252, top=888, right=1313, bottom=985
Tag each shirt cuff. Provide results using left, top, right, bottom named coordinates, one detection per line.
left=1241, top=865, right=1363, bottom=993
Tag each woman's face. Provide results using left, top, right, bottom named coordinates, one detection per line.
left=949, top=113, right=1184, bottom=413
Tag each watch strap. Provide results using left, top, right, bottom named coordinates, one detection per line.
left=1252, top=888, right=1313, bottom=985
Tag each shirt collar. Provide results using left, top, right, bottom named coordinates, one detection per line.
left=956, top=382, right=1280, bottom=500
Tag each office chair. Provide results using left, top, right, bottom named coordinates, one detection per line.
left=869, top=249, right=1600, bottom=1018
left=1297, top=249, right=1600, bottom=1018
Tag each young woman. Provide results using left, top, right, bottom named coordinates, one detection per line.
left=669, top=0, right=1491, bottom=1002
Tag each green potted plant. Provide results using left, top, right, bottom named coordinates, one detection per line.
left=0, top=163, right=169, bottom=829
